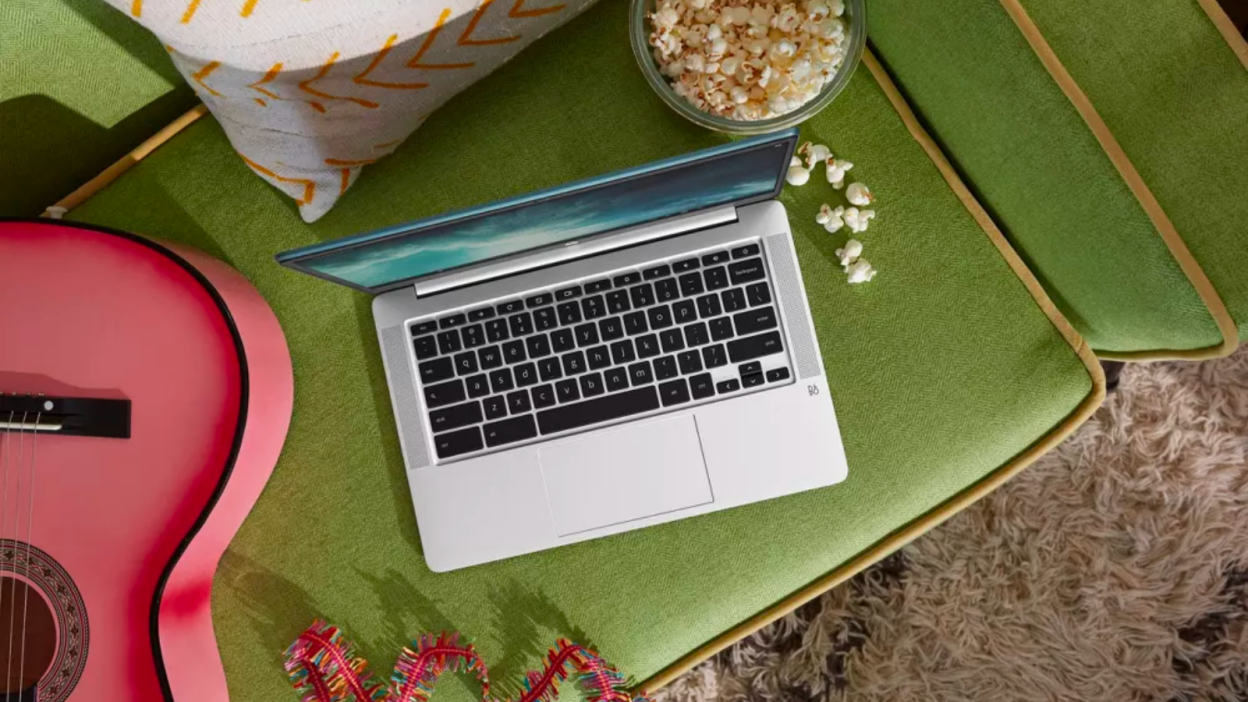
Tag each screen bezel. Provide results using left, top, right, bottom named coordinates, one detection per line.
left=275, top=129, right=798, bottom=295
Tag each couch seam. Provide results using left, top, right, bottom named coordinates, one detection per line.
left=997, top=0, right=1240, bottom=362
left=636, top=48, right=1107, bottom=694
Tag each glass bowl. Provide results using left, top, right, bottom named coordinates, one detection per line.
left=629, top=0, right=866, bottom=134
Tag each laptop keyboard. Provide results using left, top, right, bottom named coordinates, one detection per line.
left=409, top=241, right=793, bottom=460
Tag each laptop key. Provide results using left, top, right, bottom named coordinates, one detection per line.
left=461, top=324, right=485, bottom=348
left=599, top=316, right=624, bottom=341
left=580, top=372, right=605, bottom=398
left=537, top=386, right=660, bottom=435
left=411, top=320, right=437, bottom=335
left=555, top=379, right=581, bottom=403
left=672, top=300, right=697, bottom=324
left=468, top=307, right=495, bottom=322
left=635, top=334, right=660, bottom=359
left=740, top=361, right=763, bottom=376
left=502, top=340, right=526, bottom=364
left=585, top=279, right=611, bottom=293
left=679, top=272, right=704, bottom=297
left=526, top=293, right=552, bottom=308
left=423, top=378, right=464, bottom=408
left=557, top=302, right=582, bottom=326
left=551, top=328, right=575, bottom=353
left=582, top=295, right=606, bottom=320
left=586, top=345, right=611, bottom=370
left=555, top=285, right=582, bottom=301
left=489, top=368, right=515, bottom=393
left=509, top=312, right=533, bottom=336
left=574, top=323, right=599, bottom=347
left=701, top=251, right=730, bottom=266
left=766, top=367, right=791, bottom=382
left=483, top=395, right=507, bottom=419
left=606, top=290, right=631, bottom=314
left=729, top=258, right=766, bottom=285
left=678, top=350, right=703, bottom=374
left=702, top=343, right=727, bottom=368
left=660, top=328, right=685, bottom=353
left=466, top=374, right=490, bottom=398
left=507, top=390, right=532, bottom=414
left=611, top=339, right=636, bottom=365
left=742, top=372, right=765, bottom=387
left=728, top=331, right=785, bottom=363
left=734, top=307, right=778, bottom=335
left=413, top=335, right=438, bottom=360
left=429, top=400, right=483, bottom=433
left=672, top=257, right=700, bottom=272
left=623, top=311, right=648, bottom=335
left=697, top=294, right=722, bottom=319
left=716, top=378, right=741, bottom=394
left=533, top=307, right=557, bottom=331
left=419, top=357, right=455, bottom=384
left=439, top=313, right=466, bottom=329
left=478, top=345, right=503, bottom=369
left=531, top=384, right=556, bottom=408
left=689, top=373, right=715, bottom=399
left=685, top=322, right=709, bottom=347
left=526, top=334, right=552, bottom=358
left=513, top=362, right=538, bottom=387
left=659, top=379, right=691, bottom=406
left=434, top=427, right=483, bottom=459
left=747, top=282, right=772, bottom=306
left=562, top=350, right=587, bottom=375
left=483, top=415, right=537, bottom=447
left=485, top=318, right=509, bottom=342
left=655, top=278, right=679, bottom=302
left=722, top=288, right=747, bottom=312
left=732, top=243, right=761, bottom=259
left=538, top=357, right=562, bottom=381
left=613, top=272, right=641, bottom=287
left=605, top=367, right=629, bottom=392
left=630, top=283, right=655, bottom=308
left=710, top=317, right=734, bottom=341
left=648, top=304, right=673, bottom=329
left=628, top=361, right=654, bottom=385
left=496, top=300, right=523, bottom=315
left=704, top=266, right=729, bottom=291
left=653, top=355, right=678, bottom=380
left=437, top=330, right=461, bottom=355
left=643, top=264, right=671, bottom=280
left=453, top=352, right=478, bottom=375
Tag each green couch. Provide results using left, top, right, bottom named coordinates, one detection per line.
left=3, top=0, right=1242, bottom=699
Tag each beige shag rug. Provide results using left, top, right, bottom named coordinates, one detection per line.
left=659, top=347, right=1248, bottom=702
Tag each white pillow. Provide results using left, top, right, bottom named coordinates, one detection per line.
left=108, top=0, right=596, bottom=221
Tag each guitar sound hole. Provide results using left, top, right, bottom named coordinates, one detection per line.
left=0, top=578, right=55, bottom=697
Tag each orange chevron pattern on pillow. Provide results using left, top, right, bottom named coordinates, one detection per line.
left=107, top=0, right=597, bottom=221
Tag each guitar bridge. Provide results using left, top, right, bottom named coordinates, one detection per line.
left=0, top=394, right=130, bottom=439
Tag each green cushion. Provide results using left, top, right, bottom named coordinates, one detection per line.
left=1016, top=0, right=1248, bottom=342
left=0, top=0, right=197, bottom=216
left=867, top=0, right=1244, bottom=355
left=69, top=0, right=1097, bottom=698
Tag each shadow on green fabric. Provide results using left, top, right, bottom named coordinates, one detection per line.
left=217, top=549, right=324, bottom=670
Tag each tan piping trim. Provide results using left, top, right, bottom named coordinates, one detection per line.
left=46, top=104, right=208, bottom=215
left=997, top=0, right=1238, bottom=361
left=1193, top=0, right=1248, bottom=70
left=638, top=49, right=1106, bottom=693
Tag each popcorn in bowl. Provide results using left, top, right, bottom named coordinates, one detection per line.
left=648, top=0, right=851, bottom=121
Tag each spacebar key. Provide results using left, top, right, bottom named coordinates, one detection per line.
left=537, top=387, right=660, bottom=435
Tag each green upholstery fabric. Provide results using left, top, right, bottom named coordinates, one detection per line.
left=866, top=0, right=1230, bottom=355
left=70, top=1, right=1095, bottom=699
left=1017, top=0, right=1248, bottom=340
left=0, top=0, right=196, bottom=216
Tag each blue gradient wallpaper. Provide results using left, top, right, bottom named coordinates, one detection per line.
left=301, top=143, right=788, bottom=289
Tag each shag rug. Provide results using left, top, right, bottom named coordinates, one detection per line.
left=659, top=347, right=1248, bottom=702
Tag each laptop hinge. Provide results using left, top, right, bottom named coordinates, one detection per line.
left=412, top=205, right=739, bottom=298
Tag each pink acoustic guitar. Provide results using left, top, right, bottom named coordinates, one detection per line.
left=0, top=219, right=293, bottom=701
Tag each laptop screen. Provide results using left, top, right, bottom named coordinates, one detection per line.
left=276, top=130, right=796, bottom=294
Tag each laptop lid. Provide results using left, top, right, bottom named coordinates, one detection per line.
left=275, top=129, right=798, bottom=295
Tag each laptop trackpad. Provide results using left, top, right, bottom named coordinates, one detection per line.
left=539, top=415, right=714, bottom=536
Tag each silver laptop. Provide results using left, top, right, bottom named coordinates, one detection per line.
left=276, top=129, right=848, bottom=572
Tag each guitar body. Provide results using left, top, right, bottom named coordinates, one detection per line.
left=0, top=219, right=293, bottom=701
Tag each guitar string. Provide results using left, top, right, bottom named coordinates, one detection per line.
left=16, top=412, right=38, bottom=698
left=4, top=412, right=25, bottom=696
left=0, top=410, right=9, bottom=691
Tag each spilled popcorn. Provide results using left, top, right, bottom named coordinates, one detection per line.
left=648, top=0, right=852, bottom=121
left=788, top=139, right=880, bottom=284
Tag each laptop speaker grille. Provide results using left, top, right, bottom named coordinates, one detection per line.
left=381, top=325, right=432, bottom=469
left=765, top=233, right=822, bottom=380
